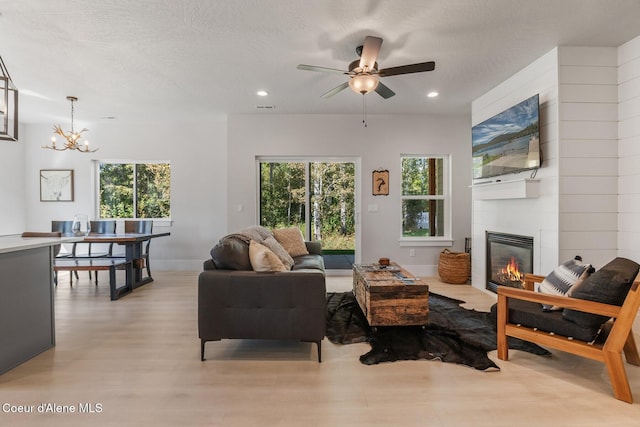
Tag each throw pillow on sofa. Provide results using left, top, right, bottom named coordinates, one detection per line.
left=538, top=256, right=593, bottom=311
left=248, top=240, right=288, bottom=272
left=273, top=227, right=309, bottom=258
left=261, top=236, right=295, bottom=270
left=210, top=235, right=252, bottom=270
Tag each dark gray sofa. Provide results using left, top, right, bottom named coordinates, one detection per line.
left=198, top=238, right=326, bottom=362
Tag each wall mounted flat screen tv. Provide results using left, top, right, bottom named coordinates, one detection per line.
left=472, top=94, right=541, bottom=180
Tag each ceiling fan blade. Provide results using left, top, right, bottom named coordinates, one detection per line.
left=375, top=82, right=395, bottom=99
left=321, top=81, right=349, bottom=98
left=378, top=61, right=435, bottom=77
left=297, top=64, right=347, bottom=74
left=359, top=36, right=383, bottom=71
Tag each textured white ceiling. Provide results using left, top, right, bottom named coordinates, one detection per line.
left=1, top=0, right=640, bottom=124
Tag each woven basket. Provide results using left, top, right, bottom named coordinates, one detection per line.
left=438, top=249, right=470, bottom=284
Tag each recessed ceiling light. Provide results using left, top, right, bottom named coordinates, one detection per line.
left=427, top=91, right=439, bottom=98
left=256, top=90, right=269, bottom=97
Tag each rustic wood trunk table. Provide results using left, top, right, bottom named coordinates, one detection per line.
left=352, top=262, right=429, bottom=328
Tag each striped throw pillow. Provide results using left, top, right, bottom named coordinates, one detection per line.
left=538, top=256, right=593, bottom=311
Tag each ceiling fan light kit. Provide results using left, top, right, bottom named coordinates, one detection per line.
left=349, top=74, right=379, bottom=94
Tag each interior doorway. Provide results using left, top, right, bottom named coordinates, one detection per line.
left=258, top=158, right=358, bottom=269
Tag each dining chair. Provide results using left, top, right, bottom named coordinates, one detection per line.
left=51, top=220, right=77, bottom=285
left=74, top=220, right=117, bottom=285
left=124, top=220, right=154, bottom=280
left=51, top=220, right=74, bottom=256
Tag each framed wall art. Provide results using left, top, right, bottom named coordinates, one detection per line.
left=372, top=169, right=389, bottom=196
left=40, top=169, right=74, bottom=202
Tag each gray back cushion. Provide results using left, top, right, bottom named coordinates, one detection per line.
left=563, top=257, right=639, bottom=329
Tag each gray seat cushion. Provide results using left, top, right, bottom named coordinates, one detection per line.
left=291, top=254, right=325, bottom=271
left=491, top=299, right=600, bottom=342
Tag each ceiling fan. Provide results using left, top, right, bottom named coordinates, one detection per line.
left=297, top=35, right=435, bottom=99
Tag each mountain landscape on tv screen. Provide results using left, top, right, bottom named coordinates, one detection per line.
left=472, top=94, right=540, bottom=179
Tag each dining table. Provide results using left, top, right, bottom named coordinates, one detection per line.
left=69, top=231, right=170, bottom=289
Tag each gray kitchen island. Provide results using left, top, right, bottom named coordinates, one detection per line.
left=0, top=234, right=81, bottom=374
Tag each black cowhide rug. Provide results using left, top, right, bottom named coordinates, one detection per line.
left=326, top=291, right=550, bottom=371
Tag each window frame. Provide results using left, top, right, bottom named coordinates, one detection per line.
left=398, top=154, right=453, bottom=246
left=94, top=159, right=172, bottom=224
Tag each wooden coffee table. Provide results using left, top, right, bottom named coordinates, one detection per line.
left=352, top=262, right=429, bottom=328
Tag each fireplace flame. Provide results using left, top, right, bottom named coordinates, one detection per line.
left=500, top=257, right=523, bottom=282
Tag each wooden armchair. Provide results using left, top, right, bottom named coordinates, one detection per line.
left=496, top=263, right=640, bottom=403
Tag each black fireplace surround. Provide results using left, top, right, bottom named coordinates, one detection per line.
left=486, top=231, right=533, bottom=293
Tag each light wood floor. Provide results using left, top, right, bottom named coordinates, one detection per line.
left=1, top=271, right=640, bottom=426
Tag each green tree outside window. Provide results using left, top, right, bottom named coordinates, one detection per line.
left=99, top=162, right=171, bottom=219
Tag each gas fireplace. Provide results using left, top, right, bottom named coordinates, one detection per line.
left=486, top=231, right=533, bottom=293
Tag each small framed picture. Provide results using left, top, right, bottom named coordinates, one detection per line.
left=372, top=169, right=389, bottom=196
left=40, top=169, right=74, bottom=202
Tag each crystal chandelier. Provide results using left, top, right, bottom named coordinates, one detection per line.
left=0, top=54, right=18, bottom=142
left=43, top=96, right=97, bottom=152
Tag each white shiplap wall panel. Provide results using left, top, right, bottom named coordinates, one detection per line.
left=558, top=46, right=618, bottom=258
left=561, top=84, right=618, bottom=103
left=560, top=231, right=618, bottom=250
left=619, top=135, right=640, bottom=157
left=560, top=212, right=617, bottom=231
left=559, top=120, right=617, bottom=140
left=559, top=194, right=618, bottom=213
left=559, top=176, right=617, bottom=194
left=619, top=153, right=640, bottom=177
left=618, top=97, right=640, bottom=121
left=618, top=55, right=640, bottom=83
left=619, top=78, right=640, bottom=103
left=619, top=194, right=640, bottom=213
left=618, top=232, right=640, bottom=258
left=560, top=157, right=617, bottom=176
left=618, top=35, right=640, bottom=66
left=560, top=102, right=618, bottom=121
left=618, top=173, right=640, bottom=195
left=619, top=213, right=640, bottom=232
left=560, top=47, right=618, bottom=66
left=618, top=35, right=640, bottom=261
left=559, top=66, right=618, bottom=85
left=560, top=139, right=618, bottom=158
left=619, top=114, right=640, bottom=139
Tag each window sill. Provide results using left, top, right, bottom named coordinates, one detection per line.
left=398, top=238, right=453, bottom=247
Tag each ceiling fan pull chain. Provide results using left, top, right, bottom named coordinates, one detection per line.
left=362, top=94, right=367, bottom=128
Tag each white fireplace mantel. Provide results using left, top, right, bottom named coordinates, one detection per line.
left=471, top=178, right=540, bottom=200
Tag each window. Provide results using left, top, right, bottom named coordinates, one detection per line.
left=400, top=155, right=450, bottom=241
left=258, top=159, right=356, bottom=251
left=97, top=161, right=171, bottom=219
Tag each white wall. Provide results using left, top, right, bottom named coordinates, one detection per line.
left=1, top=112, right=472, bottom=275
left=227, top=114, right=472, bottom=276
left=618, top=35, right=640, bottom=262
left=22, top=118, right=228, bottom=270
left=471, top=48, right=560, bottom=291
left=0, top=124, right=26, bottom=235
